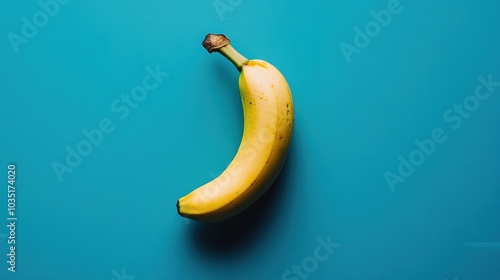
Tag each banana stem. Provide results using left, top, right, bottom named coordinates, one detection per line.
left=218, top=44, right=248, bottom=71
left=202, top=34, right=249, bottom=71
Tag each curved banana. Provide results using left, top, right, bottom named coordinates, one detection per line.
left=177, top=34, right=294, bottom=222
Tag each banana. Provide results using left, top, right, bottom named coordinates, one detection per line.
left=177, top=34, right=294, bottom=222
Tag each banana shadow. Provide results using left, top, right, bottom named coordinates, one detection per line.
left=187, top=144, right=296, bottom=259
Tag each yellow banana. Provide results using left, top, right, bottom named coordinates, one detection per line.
left=177, top=34, right=294, bottom=222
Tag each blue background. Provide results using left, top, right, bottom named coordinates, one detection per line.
left=1, top=0, right=499, bottom=279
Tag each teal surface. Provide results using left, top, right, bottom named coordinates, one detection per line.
left=1, top=1, right=500, bottom=279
